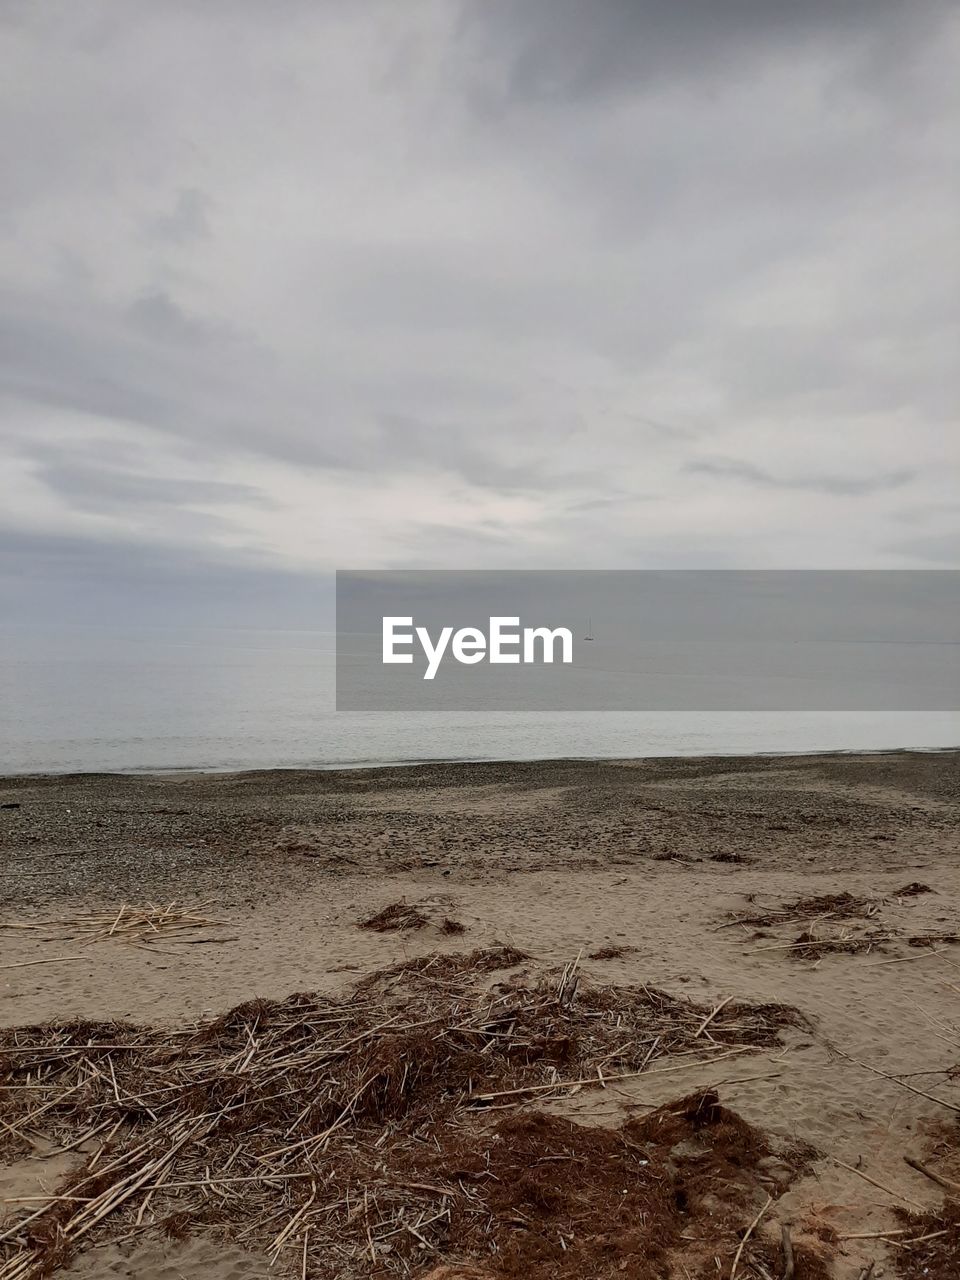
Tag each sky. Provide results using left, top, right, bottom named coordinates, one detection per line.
left=1, top=0, right=958, bottom=628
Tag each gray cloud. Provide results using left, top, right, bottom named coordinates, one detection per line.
left=0, top=0, right=957, bottom=625
left=32, top=459, right=276, bottom=514
left=145, top=188, right=210, bottom=244
left=125, top=291, right=217, bottom=347
left=885, top=532, right=960, bottom=565
left=684, top=458, right=915, bottom=497
left=457, top=0, right=949, bottom=106
left=0, top=526, right=330, bottom=629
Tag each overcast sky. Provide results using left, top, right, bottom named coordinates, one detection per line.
left=1, top=1, right=957, bottom=627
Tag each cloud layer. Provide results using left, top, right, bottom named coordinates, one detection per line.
left=1, top=0, right=957, bottom=622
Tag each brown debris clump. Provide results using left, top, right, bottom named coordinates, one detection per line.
left=895, top=882, right=935, bottom=898
left=358, top=900, right=467, bottom=935
left=587, top=945, right=638, bottom=961
left=734, top=890, right=876, bottom=929
left=0, top=949, right=806, bottom=1279
left=358, top=899, right=431, bottom=931
left=727, top=890, right=904, bottom=961
left=893, top=1200, right=960, bottom=1279
left=788, top=927, right=894, bottom=960
left=885, top=1120, right=960, bottom=1278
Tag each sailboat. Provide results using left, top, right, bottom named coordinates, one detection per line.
left=583, top=616, right=594, bottom=641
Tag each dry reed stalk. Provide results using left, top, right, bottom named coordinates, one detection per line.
left=0, top=903, right=227, bottom=953
left=729, top=1193, right=772, bottom=1279
left=833, top=1158, right=925, bottom=1209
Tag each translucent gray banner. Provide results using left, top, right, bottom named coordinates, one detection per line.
left=336, top=570, right=959, bottom=711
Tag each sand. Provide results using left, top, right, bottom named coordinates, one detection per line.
left=1, top=750, right=958, bottom=1278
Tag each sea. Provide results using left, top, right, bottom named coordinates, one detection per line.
left=0, top=624, right=956, bottom=775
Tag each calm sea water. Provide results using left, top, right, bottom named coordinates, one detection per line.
left=0, top=624, right=956, bottom=774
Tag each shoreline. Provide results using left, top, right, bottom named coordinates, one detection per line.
left=2, top=740, right=958, bottom=783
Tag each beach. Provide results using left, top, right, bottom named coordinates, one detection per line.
left=5, top=0, right=956, bottom=1273
left=1, top=750, right=958, bottom=1279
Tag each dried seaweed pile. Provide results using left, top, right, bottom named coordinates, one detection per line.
left=586, top=945, right=637, bottom=961
left=891, top=1108, right=960, bottom=1280
left=0, top=948, right=804, bottom=1279
left=358, top=901, right=465, bottom=935
left=728, top=885, right=959, bottom=961
left=731, top=891, right=878, bottom=929
left=725, top=891, right=900, bottom=960
left=895, top=883, right=935, bottom=899
left=785, top=929, right=893, bottom=960
left=892, top=1199, right=960, bottom=1279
